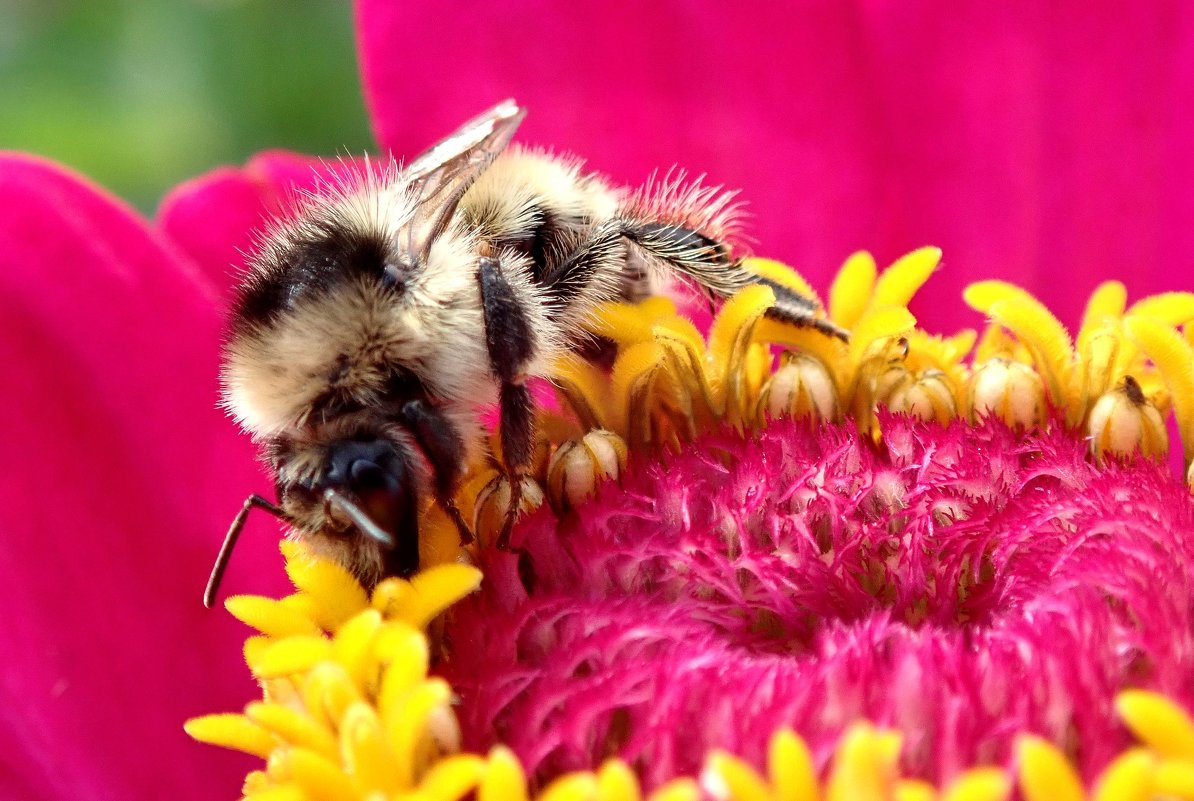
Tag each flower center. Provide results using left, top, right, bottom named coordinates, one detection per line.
left=440, top=415, right=1194, bottom=790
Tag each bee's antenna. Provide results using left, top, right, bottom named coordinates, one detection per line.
left=204, top=494, right=287, bottom=609
left=323, top=488, right=396, bottom=548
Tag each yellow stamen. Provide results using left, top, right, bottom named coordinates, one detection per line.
left=245, top=701, right=338, bottom=759
left=1091, top=748, right=1154, bottom=801
left=940, top=768, right=1010, bottom=801
left=281, top=540, right=369, bottom=630
left=869, top=246, right=942, bottom=313
left=249, top=635, right=335, bottom=679
left=1077, top=280, right=1127, bottom=352
left=894, top=779, right=937, bottom=801
left=964, top=282, right=1075, bottom=420
left=1016, top=736, right=1084, bottom=801
left=225, top=595, right=323, bottom=638
left=596, top=760, right=643, bottom=801
left=538, top=772, right=600, bottom=801
left=1116, top=690, right=1194, bottom=760
left=1124, top=316, right=1194, bottom=465
left=184, top=713, right=277, bottom=759
left=829, top=250, right=878, bottom=329
left=767, top=728, right=818, bottom=801
left=757, top=354, right=840, bottom=425
left=647, top=779, right=701, bottom=801
left=1154, top=758, right=1194, bottom=798
left=825, top=724, right=902, bottom=801
left=702, top=751, right=771, bottom=801
left=480, top=746, right=531, bottom=801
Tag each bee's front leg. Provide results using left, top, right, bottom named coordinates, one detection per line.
left=398, top=399, right=475, bottom=545
left=477, top=256, right=537, bottom=550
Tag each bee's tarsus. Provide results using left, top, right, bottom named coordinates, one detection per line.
left=204, top=494, right=286, bottom=609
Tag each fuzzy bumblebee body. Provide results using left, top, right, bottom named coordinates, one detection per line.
left=209, top=100, right=845, bottom=602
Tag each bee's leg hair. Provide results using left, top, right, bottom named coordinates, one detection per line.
left=477, top=256, right=537, bottom=550
left=398, top=399, right=475, bottom=545
left=620, top=221, right=849, bottom=341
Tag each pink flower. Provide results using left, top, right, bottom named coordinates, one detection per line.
left=444, top=414, right=1194, bottom=788
left=0, top=154, right=272, bottom=799
left=5, top=3, right=1194, bottom=798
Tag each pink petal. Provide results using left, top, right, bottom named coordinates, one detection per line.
left=357, top=2, right=1194, bottom=332
left=156, top=150, right=327, bottom=300
left=0, top=154, right=284, bottom=800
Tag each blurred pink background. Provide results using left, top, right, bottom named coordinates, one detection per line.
left=361, top=1, right=1194, bottom=332
left=2, top=2, right=1192, bottom=799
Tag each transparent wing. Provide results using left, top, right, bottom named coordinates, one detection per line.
left=399, top=99, right=525, bottom=258
left=403, top=98, right=526, bottom=208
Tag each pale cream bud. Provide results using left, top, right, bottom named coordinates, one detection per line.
left=546, top=429, right=628, bottom=512
left=472, top=473, right=545, bottom=546
left=1187, top=459, right=1194, bottom=492
left=884, top=369, right=957, bottom=425
left=1088, top=376, right=1168, bottom=464
left=968, top=358, right=1045, bottom=429
left=757, top=354, right=840, bottom=425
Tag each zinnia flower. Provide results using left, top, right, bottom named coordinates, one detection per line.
left=6, top=3, right=1194, bottom=799
left=182, top=243, right=1194, bottom=798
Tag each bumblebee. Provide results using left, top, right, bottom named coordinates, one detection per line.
left=205, top=100, right=845, bottom=605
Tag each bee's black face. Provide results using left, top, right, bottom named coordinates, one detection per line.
left=274, top=432, right=424, bottom=583
left=321, top=437, right=421, bottom=576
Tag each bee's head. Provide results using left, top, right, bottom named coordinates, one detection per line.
left=266, top=417, right=429, bottom=585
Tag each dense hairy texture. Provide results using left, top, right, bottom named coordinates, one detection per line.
left=442, top=415, right=1194, bottom=789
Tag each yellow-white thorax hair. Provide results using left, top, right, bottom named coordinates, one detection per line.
left=221, top=156, right=570, bottom=449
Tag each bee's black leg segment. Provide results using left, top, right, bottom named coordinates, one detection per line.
left=496, top=381, right=535, bottom=550
left=477, top=256, right=538, bottom=549
left=399, top=399, right=475, bottom=544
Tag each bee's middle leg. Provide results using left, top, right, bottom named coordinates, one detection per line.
left=477, top=255, right=537, bottom=549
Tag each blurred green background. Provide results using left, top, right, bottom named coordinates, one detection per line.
left=0, top=1, right=372, bottom=212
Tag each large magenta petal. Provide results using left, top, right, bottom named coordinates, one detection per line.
left=357, top=1, right=1194, bottom=332
left=0, top=155, right=283, bottom=800
left=157, top=150, right=328, bottom=300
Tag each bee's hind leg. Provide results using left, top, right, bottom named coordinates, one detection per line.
left=476, top=255, right=537, bottom=550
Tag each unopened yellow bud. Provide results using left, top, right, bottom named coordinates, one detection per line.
left=546, top=429, right=628, bottom=512
left=1187, top=459, right=1194, bottom=493
left=884, top=369, right=957, bottom=425
left=1088, top=376, right=1168, bottom=464
left=968, top=358, right=1045, bottom=429
left=472, top=474, right=545, bottom=546
left=757, top=354, right=840, bottom=425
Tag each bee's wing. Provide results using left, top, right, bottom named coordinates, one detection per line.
left=404, top=98, right=526, bottom=190
left=402, top=100, right=526, bottom=259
